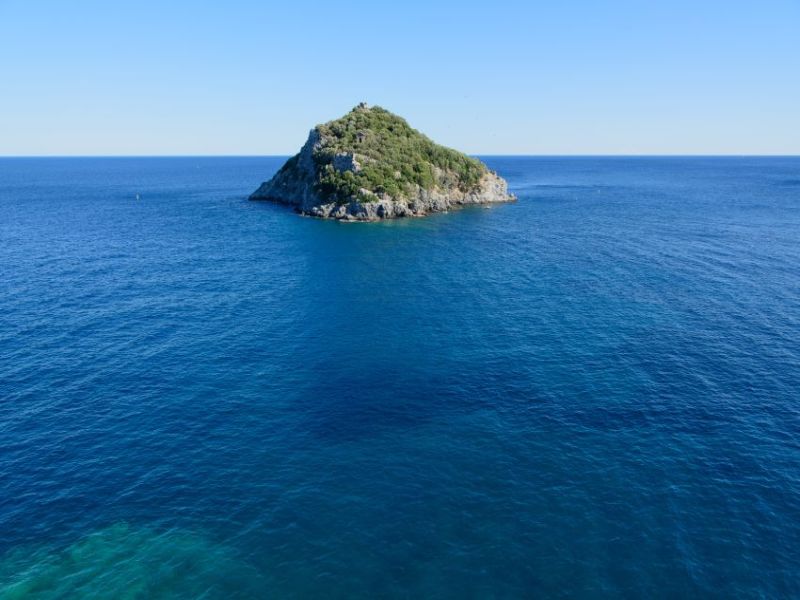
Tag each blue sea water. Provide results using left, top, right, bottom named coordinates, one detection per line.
left=1, top=156, right=799, bottom=598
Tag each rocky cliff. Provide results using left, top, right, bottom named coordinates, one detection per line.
left=250, top=103, right=515, bottom=221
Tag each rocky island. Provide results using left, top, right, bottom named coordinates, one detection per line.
left=250, top=103, right=515, bottom=220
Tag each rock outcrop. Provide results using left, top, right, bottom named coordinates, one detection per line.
left=250, top=103, right=515, bottom=221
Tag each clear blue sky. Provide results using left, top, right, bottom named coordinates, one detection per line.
left=1, top=0, right=798, bottom=155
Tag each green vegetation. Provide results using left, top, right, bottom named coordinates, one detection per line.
left=304, top=105, right=487, bottom=203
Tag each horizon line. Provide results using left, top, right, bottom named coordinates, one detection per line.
left=1, top=153, right=799, bottom=159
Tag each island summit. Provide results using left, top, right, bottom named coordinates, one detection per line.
left=250, top=103, right=515, bottom=220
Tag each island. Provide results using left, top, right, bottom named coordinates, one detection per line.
left=249, top=103, right=515, bottom=220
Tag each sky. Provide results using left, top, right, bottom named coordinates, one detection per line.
left=1, top=0, right=798, bottom=155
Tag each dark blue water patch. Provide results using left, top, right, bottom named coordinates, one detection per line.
left=2, top=156, right=800, bottom=597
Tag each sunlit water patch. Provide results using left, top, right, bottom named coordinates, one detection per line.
left=0, top=523, right=264, bottom=599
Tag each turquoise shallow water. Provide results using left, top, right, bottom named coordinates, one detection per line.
left=1, top=156, right=799, bottom=598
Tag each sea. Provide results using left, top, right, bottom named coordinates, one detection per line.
left=1, top=156, right=799, bottom=598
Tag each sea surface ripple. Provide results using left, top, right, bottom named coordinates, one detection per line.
left=1, top=156, right=799, bottom=598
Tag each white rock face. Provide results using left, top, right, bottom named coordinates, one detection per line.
left=332, top=152, right=361, bottom=173
left=250, top=122, right=515, bottom=221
